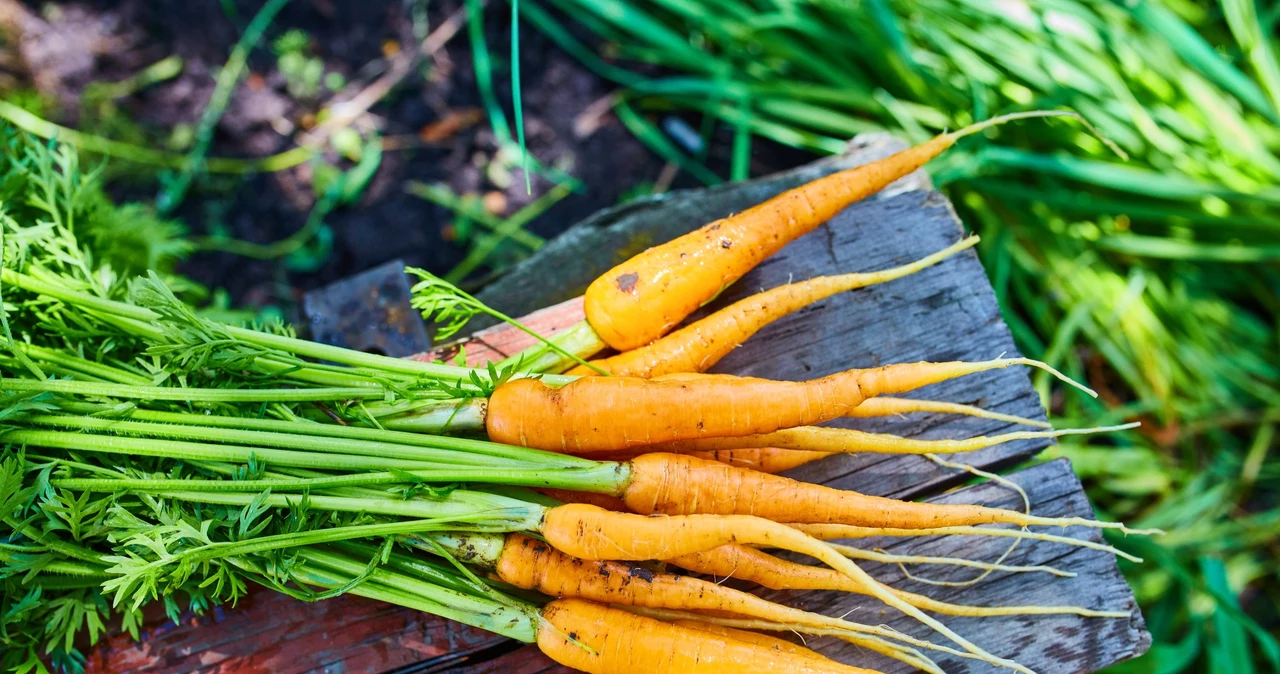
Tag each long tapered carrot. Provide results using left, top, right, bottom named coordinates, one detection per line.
left=644, top=373, right=1051, bottom=427
left=491, top=534, right=941, bottom=670
left=582, top=111, right=1106, bottom=351
left=685, top=447, right=832, bottom=472
left=666, top=543, right=1126, bottom=618
left=486, top=357, right=1092, bottom=452
left=847, top=397, right=1051, bottom=428
left=516, top=493, right=1076, bottom=576
left=794, top=523, right=1152, bottom=562
left=540, top=503, right=1031, bottom=672
left=570, top=236, right=979, bottom=377
left=616, top=453, right=1146, bottom=533
left=583, top=446, right=830, bottom=473
left=537, top=598, right=881, bottom=674
left=642, top=423, right=1136, bottom=456
left=663, top=618, right=944, bottom=674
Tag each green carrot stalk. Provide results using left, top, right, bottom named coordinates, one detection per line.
left=286, top=549, right=542, bottom=642
left=54, top=403, right=560, bottom=465
left=53, top=462, right=628, bottom=494
left=1, top=268, right=576, bottom=387
left=23, top=414, right=555, bottom=468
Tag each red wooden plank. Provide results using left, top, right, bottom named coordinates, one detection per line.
left=412, top=297, right=586, bottom=367
left=84, top=588, right=511, bottom=674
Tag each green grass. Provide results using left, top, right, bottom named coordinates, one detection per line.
left=514, top=0, right=1280, bottom=670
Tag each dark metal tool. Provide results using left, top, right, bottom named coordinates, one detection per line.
left=301, top=258, right=431, bottom=357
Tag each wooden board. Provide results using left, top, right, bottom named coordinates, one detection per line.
left=86, top=135, right=1150, bottom=673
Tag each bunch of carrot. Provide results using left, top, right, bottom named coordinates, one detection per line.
left=1, top=111, right=1152, bottom=674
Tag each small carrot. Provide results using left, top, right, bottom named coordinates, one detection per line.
left=486, top=357, right=1092, bottom=453
left=849, top=397, right=1050, bottom=428
left=585, top=446, right=831, bottom=474
left=795, top=523, right=1152, bottom=562
left=642, top=423, right=1136, bottom=457
left=616, top=453, right=1148, bottom=533
left=683, top=446, right=832, bottom=473
left=582, top=110, right=1106, bottom=351
left=538, top=598, right=881, bottom=674
left=666, top=543, right=1127, bottom=618
left=570, top=236, right=979, bottom=377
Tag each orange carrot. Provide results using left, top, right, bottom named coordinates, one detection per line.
left=793, top=523, right=1152, bottom=561
left=616, top=453, right=1140, bottom=532
left=585, top=446, right=831, bottom=474
left=571, top=236, right=978, bottom=377
left=486, top=357, right=1091, bottom=452
left=539, top=505, right=1028, bottom=672
left=849, top=397, right=1050, bottom=428
left=667, top=543, right=1126, bottom=618
left=581, top=111, right=1098, bottom=351
left=537, top=598, right=880, bottom=674
left=642, top=423, right=1133, bottom=456
left=669, top=620, right=831, bottom=660
left=683, top=447, right=832, bottom=472
left=492, top=534, right=941, bottom=669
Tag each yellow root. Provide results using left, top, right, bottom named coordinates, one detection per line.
left=793, top=523, right=1147, bottom=563
left=654, top=422, right=1137, bottom=455
left=850, top=397, right=1051, bottom=428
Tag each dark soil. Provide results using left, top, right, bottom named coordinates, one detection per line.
left=5, top=0, right=807, bottom=318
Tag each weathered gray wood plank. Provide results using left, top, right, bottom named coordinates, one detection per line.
left=765, top=458, right=1150, bottom=674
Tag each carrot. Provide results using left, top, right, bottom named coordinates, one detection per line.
left=570, top=236, right=979, bottom=377
left=537, top=598, right=881, bottom=674
left=616, top=453, right=1147, bottom=533
left=668, top=620, right=831, bottom=660
left=662, top=619, right=943, bottom=674
left=581, top=111, right=1103, bottom=351
left=535, top=487, right=630, bottom=512
left=795, top=523, right=1152, bottom=562
left=488, top=534, right=942, bottom=670
left=666, top=543, right=1127, bottom=618
left=486, top=357, right=1093, bottom=452
left=848, top=397, right=1051, bottom=428
left=540, top=503, right=1031, bottom=671
left=642, top=423, right=1136, bottom=457
left=683, top=447, right=832, bottom=472
left=585, top=446, right=831, bottom=474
